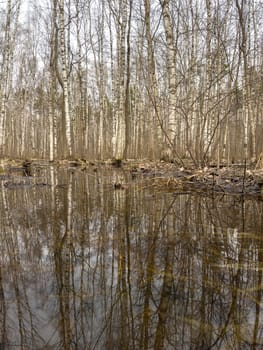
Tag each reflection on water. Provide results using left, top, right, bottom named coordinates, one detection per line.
left=1, top=165, right=263, bottom=349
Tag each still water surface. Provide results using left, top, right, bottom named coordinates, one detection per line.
left=1, top=165, right=263, bottom=349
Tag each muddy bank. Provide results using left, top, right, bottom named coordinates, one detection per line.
left=127, top=161, right=263, bottom=198
left=1, top=158, right=263, bottom=198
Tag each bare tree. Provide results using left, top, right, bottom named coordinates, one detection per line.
left=0, top=0, right=261, bottom=164
left=159, top=0, right=177, bottom=151
left=58, top=0, right=72, bottom=157
left=235, top=0, right=256, bottom=162
left=0, top=0, right=13, bottom=152
left=111, top=0, right=130, bottom=160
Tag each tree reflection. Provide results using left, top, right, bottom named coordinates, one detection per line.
left=0, top=265, right=7, bottom=349
left=0, top=168, right=263, bottom=348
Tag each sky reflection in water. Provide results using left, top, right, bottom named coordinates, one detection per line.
left=0, top=166, right=263, bottom=349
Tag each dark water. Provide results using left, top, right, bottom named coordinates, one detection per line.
left=1, top=165, right=263, bottom=349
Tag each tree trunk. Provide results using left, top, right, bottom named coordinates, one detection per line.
left=144, top=0, right=161, bottom=158
left=58, top=0, right=72, bottom=157
left=0, top=0, right=12, bottom=152
left=235, top=0, right=256, bottom=162
left=159, top=0, right=177, bottom=149
left=112, top=0, right=128, bottom=160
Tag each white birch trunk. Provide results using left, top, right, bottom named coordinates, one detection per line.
left=0, top=0, right=12, bottom=149
left=98, top=0, right=105, bottom=159
left=203, top=0, right=212, bottom=157
left=49, top=0, right=59, bottom=161
left=76, top=0, right=87, bottom=157
left=112, top=0, right=127, bottom=160
left=235, top=0, right=256, bottom=161
left=49, top=79, right=55, bottom=161
left=144, top=0, right=161, bottom=157
left=160, top=0, right=177, bottom=147
left=59, top=0, right=72, bottom=157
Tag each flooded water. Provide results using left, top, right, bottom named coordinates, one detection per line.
left=1, top=165, right=263, bottom=349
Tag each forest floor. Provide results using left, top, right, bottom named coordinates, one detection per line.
left=1, top=158, right=263, bottom=199
left=116, top=159, right=263, bottom=199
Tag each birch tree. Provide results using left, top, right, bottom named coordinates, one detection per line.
left=0, top=0, right=12, bottom=152
left=48, top=0, right=59, bottom=161
left=159, top=0, right=177, bottom=151
left=111, top=0, right=129, bottom=160
left=144, top=0, right=161, bottom=158
left=235, top=0, right=256, bottom=162
left=58, top=0, right=72, bottom=157
left=74, top=0, right=88, bottom=158
left=0, top=0, right=261, bottom=163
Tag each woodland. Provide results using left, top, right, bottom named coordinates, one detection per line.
left=0, top=0, right=262, bottom=167
left=1, top=2, right=263, bottom=348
